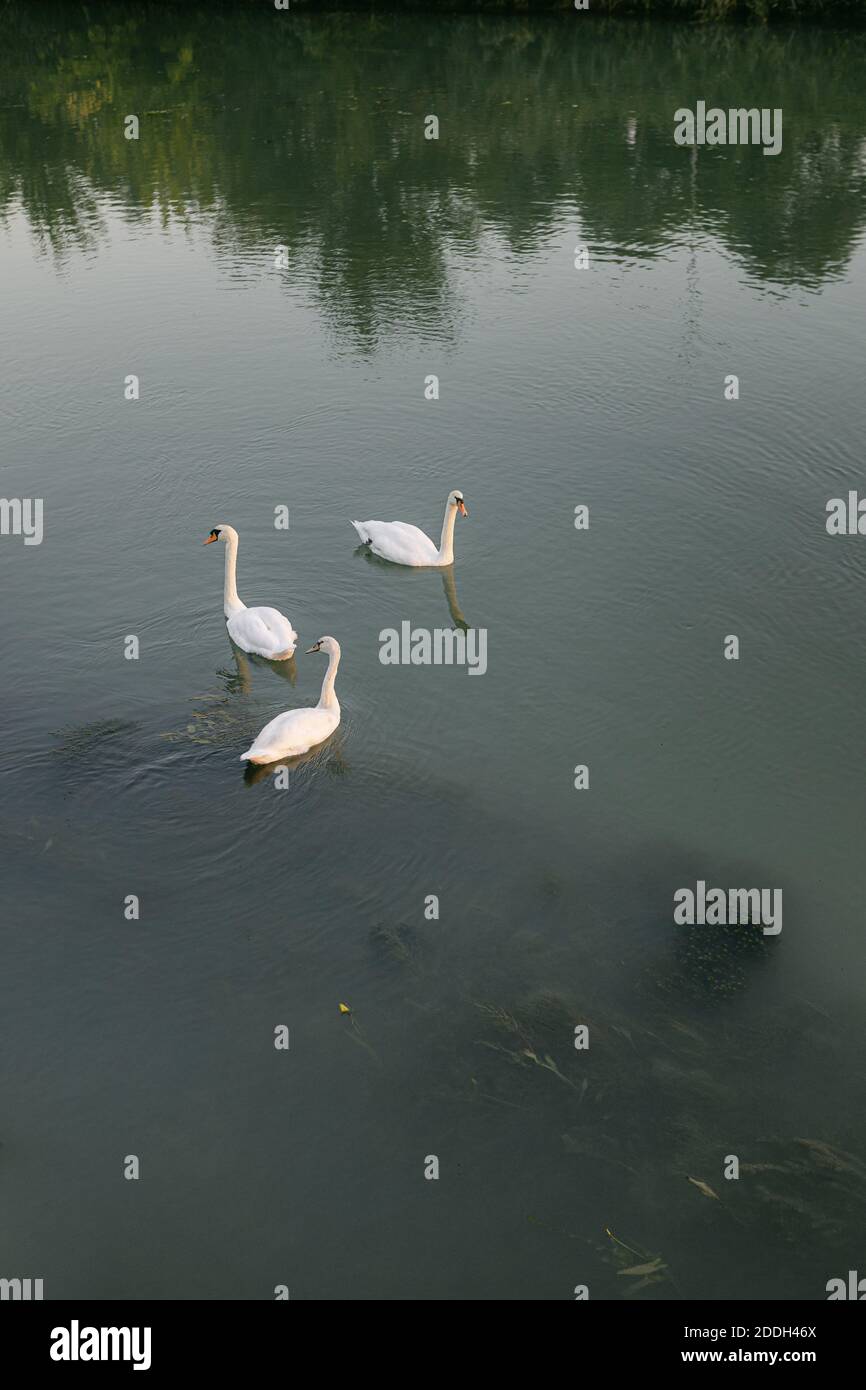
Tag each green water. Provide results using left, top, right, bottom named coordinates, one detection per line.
left=1, top=3, right=866, bottom=1299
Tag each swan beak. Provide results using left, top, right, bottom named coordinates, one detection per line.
left=305, top=644, right=321, bottom=654
left=203, top=535, right=217, bottom=545
left=457, top=500, right=468, bottom=517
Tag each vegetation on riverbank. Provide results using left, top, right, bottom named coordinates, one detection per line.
left=71, top=0, right=866, bottom=24
left=277, top=0, right=866, bottom=23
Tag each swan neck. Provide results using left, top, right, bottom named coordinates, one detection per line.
left=317, top=649, right=341, bottom=711
left=223, top=531, right=243, bottom=616
left=437, top=503, right=457, bottom=564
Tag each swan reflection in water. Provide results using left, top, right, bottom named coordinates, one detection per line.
left=229, top=641, right=298, bottom=692
left=355, top=547, right=469, bottom=633
left=241, top=729, right=347, bottom=786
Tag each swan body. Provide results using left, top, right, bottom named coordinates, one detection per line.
left=352, top=489, right=468, bottom=567
left=204, top=524, right=297, bottom=659
left=226, top=605, right=296, bottom=659
left=240, top=636, right=341, bottom=764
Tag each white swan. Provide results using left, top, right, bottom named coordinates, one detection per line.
left=204, top=524, right=297, bottom=659
left=351, top=489, right=468, bottom=567
left=240, top=637, right=341, bottom=764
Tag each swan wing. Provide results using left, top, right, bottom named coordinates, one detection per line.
left=228, top=606, right=297, bottom=659
left=351, top=519, right=439, bottom=567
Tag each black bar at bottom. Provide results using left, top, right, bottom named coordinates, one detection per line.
left=1, top=1299, right=859, bottom=1375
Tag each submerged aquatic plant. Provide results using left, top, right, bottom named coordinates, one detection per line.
left=602, top=1228, right=673, bottom=1298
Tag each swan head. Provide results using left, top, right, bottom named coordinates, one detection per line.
left=203, top=524, right=237, bottom=546
left=448, top=489, right=468, bottom=518
left=306, top=636, right=341, bottom=658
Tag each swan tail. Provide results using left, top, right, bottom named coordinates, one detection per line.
left=351, top=520, right=370, bottom=545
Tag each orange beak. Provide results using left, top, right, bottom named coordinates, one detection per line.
left=457, top=500, right=468, bottom=517
left=203, top=534, right=217, bottom=545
